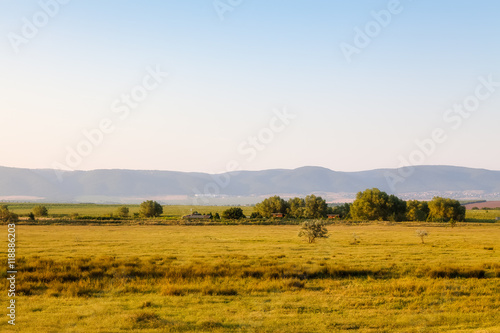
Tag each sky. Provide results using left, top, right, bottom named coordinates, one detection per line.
left=1, top=0, right=499, bottom=174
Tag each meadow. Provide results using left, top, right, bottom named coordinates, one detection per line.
left=465, top=209, right=500, bottom=222
left=4, top=203, right=255, bottom=219
left=4, top=202, right=499, bottom=223
left=1, top=223, right=499, bottom=332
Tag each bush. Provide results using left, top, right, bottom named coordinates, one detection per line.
left=0, top=206, right=18, bottom=222
left=222, top=207, right=245, bottom=220
left=139, top=201, right=163, bottom=218
left=116, top=206, right=129, bottom=218
left=298, top=221, right=329, bottom=243
left=250, top=212, right=263, bottom=219
left=33, top=205, right=49, bottom=217
left=416, top=230, right=428, bottom=244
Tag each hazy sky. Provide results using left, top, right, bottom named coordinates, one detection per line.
left=1, top=0, right=499, bottom=173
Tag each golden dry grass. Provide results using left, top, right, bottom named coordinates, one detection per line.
left=1, top=223, right=499, bottom=332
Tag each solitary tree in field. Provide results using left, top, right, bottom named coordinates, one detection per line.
left=298, top=221, right=329, bottom=243
left=139, top=200, right=163, bottom=218
left=33, top=205, right=48, bottom=217
left=416, top=230, right=428, bottom=244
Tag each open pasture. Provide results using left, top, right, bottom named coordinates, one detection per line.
left=3, top=202, right=500, bottom=223
left=4, top=203, right=255, bottom=219
left=1, top=223, right=499, bottom=332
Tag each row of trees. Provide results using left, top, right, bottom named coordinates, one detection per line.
left=254, top=195, right=330, bottom=219
left=1, top=191, right=466, bottom=222
left=349, top=188, right=466, bottom=222
left=251, top=189, right=466, bottom=222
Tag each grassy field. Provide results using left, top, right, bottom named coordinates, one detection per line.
left=4, top=203, right=255, bottom=219
left=4, top=203, right=500, bottom=222
left=465, top=209, right=500, bottom=222
left=1, top=223, right=499, bottom=332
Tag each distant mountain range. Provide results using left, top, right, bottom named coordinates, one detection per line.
left=0, top=165, right=499, bottom=204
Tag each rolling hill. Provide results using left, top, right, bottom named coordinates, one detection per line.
left=0, top=165, right=499, bottom=204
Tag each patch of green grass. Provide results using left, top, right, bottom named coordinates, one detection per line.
left=466, top=209, right=500, bottom=222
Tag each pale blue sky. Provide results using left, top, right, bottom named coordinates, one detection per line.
left=1, top=0, right=499, bottom=173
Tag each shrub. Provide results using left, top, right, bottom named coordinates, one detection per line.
left=298, top=221, right=329, bottom=243
left=0, top=205, right=18, bottom=222
left=127, top=311, right=163, bottom=329
left=139, top=201, right=163, bottom=218
left=33, top=205, right=49, bottom=217
left=116, top=206, right=129, bottom=218
left=250, top=212, right=263, bottom=219
left=222, top=207, right=245, bottom=220
left=416, top=230, right=428, bottom=244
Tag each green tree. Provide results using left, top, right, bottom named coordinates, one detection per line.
left=332, top=203, right=351, bottom=219
left=116, top=206, right=129, bottom=218
left=0, top=205, right=18, bottom=222
left=304, top=195, right=328, bottom=219
left=428, top=197, right=465, bottom=222
left=255, top=196, right=289, bottom=218
left=387, top=195, right=407, bottom=222
left=287, top=197, right=305, bottom=218
left=250, top=212, right=262, bottom=219
left=213, top=212, right=221, bottom=220
left=139, top=200, right=163, bottom=218
left=298, top=221, right=329, bottom=243
left=222, top=207, right=245, bottom=219
left=33, top=205, right=48, bottom=217
left=350, top=188, right=390, bottom=221
left=406, top=200, right=429, bottom=221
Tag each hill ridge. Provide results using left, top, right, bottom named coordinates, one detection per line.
left=1, top=165, right=499, bottom=204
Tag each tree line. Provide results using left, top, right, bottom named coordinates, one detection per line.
left=251, top=188, right=466, bottom=222
left=0, top=189, right=466, bottom=223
